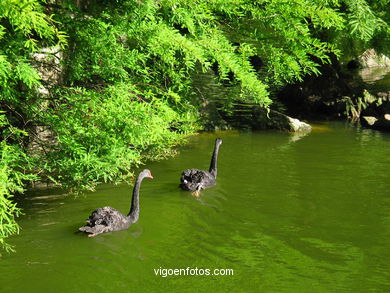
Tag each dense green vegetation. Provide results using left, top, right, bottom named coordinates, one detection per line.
left=1, top=0, right=389, bottom=252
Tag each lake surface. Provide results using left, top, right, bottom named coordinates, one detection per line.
left=1, top=122, right=389, bottom=292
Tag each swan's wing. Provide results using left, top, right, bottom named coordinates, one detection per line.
left=86, top=206, right=123, bottom=226
left=180, top=169, right=214, bottom=190
left=181, top=169, right=205, bottom=182
left=80, top=206, right=128, bottom=235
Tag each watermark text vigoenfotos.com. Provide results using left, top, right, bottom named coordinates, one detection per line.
left=154, top=267, right=234, bottom=278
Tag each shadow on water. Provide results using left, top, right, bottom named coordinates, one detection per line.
left=1, top=121, right=389, bottom=292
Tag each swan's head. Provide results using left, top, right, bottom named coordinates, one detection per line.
left=141, top=169, right=153, bottom=179
left=215, top=138, right=222, bottom=146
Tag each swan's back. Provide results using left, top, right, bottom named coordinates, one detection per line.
left=180, top=168, right=216, bottom=191
left=79, top=206, right=130, bottom=236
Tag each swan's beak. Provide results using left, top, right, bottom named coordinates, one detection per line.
left=148, top=174, right=154, bottom=179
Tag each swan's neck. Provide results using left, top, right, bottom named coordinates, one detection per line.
left=127, top=175, right=144, bottom=223
left=209, top=142, right=221, bottom=178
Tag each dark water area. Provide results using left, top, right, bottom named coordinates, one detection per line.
left=1, top=122, right=389, bottom=292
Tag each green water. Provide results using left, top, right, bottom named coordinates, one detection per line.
left=1, top=122, right=389, bottom=292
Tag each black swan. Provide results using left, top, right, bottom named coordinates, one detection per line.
left=79, top=169, right=153, bottom=237
left=180, top=138, right=222, bottom=196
